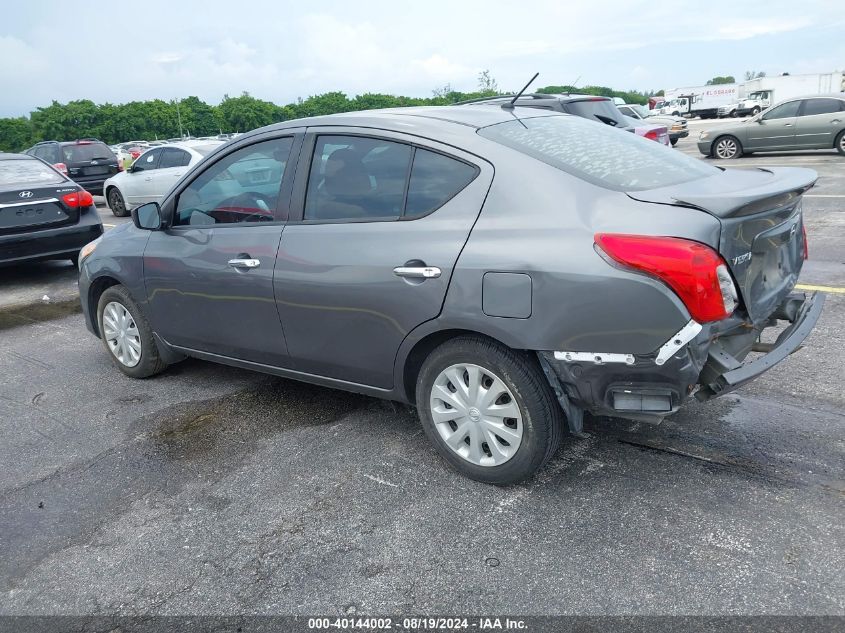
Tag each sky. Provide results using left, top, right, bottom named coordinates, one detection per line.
left=2, top=0, right=844, bottom=117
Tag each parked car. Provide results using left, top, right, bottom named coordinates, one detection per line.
left=462, top=94, right=670, bottom=144
left=618, top=103, right=689, bottom=146
left=0, top=153, right=103, bottom=265
left=79, top=106, right=823, bottom=484
left=103, top=141, right=224, bottom=216
left=24, top=139, right=120, bottom=194
left=698, top=94, right=845, bottom=159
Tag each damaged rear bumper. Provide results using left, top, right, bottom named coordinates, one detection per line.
left=539, top=292, right=824, bottom=422
left=695, top=292, right=825, bottom=400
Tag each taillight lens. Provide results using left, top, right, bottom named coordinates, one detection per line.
left=644, top=130, right=658, bottom=141
left=52, top=162, right=68, bottom=175
left=63, top=190, right=95, bottom=208
left=595, top=233, right=739, bottom=322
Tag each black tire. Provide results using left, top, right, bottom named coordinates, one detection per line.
left=835, top=129, right=845, bottom=156
left=70, top=252, right=79, bottom=266
left=711, top=134, right=743, bottom=159
left=415, top=336, right=563, bottom=485
left=670, top=138, right=678, bottom=146
left=751, top=107, right=761, bottom=116
left=730, top=110, right=738, bottom=118
left=97, top=285, right=168, bottom=378
left=107, top=187, right=129, bottom=217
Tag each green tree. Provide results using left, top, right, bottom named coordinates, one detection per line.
left=744, top=70, right=766, bottom=80
left=705, top=75, right=736, bottom=85
left=0, top=117, right=33, bottom=152
left=217, top=92, right=278, bottom=133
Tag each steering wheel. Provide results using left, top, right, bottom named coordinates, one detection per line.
left=214, top=191, right=275, bottom=222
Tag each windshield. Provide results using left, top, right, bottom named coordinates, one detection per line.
left=630, top=104, right=652, bottom=118
left=478, top=115, right=718, bottom=192
left=0, top=158, right=66, bottom=186
left=748, top=92, right=765, bottom=99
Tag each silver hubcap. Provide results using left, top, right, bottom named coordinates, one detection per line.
left=429, top=363, right=524, bottom=467
left=102, top=301, right=141, bottom=367
left=715, top=138, right=738, bottom=159
left=840, top=135, right=845, bottom=151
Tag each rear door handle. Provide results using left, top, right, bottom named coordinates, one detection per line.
left=393, top=266, right=441, bottom=279
left=228, top=258, right=261, bottom=269
left=783, top=123, right=793, bottom=127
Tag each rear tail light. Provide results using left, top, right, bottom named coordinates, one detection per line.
left=644, top=130, right=659, bottom=141
left=52, top=162, right=68, bottom=175
left=595, top=233, right=739, bottom=322
left=63, top=190, right=95, bottom=208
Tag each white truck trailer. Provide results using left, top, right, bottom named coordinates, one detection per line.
left=656, top=84, right=743, bottom=119
left=721, top=72, right=845, bottom=117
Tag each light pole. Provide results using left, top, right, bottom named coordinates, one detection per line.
left=175, top=99, right=184, bottom=139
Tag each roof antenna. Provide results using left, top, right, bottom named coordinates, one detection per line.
left=502, top=72, right=539, bottom=110
left=565, top=76, right=581, bottom=96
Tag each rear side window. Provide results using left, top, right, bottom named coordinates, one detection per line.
left=132, top=148, right=162, bottom=172
left=159, top=148, right=192, bottom=168
left=478, top=115, right=718, bottom=192
left=0, top=158, right=65, bottom=186
left=405, top=149, right=478, bottom=218
left=801, top=98, right=845, bottom=116
left=61, top=142, right=114, bottom=163
left=305, top=136, right=413, bottom=221
left=304, top=135, right=478, bottom=222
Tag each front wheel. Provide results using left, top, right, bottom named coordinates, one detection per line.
left=835, top=130, right=845, bottom=156
left=107, top=188, right=129, bottom=217
left=416, top=337, right=563, bottom=485
left=97, top=285, right=168, bottom=378
left=712, top=135, right=743, bottom=159
left=751, top=107, right=761, bottom=116
left=670, top=138, right=678, bottom=146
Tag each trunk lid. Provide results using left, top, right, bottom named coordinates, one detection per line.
left=628, top=167, right=816, bottom=322
left=0, top=185, right=79, bottom=235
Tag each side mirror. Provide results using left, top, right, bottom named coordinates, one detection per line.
left=132, top=202, right=163, bottom=231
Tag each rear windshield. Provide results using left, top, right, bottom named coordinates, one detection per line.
left=61, top=142, right=115, bottom=163
left=0, top=159, right=65, bottom=186
left=565, top=99, right=629, bottom=127
left=192, top=144, right=221, bottom=156
left=478, top=115, right=718, bottom=192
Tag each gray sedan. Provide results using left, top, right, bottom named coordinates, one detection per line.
left=698, top=94, right=845, bottom=158
left=78, top=106, right=824, bottom=484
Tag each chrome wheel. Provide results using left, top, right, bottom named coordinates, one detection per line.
left=839, top=133, right=845, bottom=153
left=714, top=137, right=739, bottom=159
left=102, top=301, right=142, bottom=367
left=429, top=363, right=523, bottom=467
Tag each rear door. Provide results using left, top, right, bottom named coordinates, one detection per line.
left=745, top=100, right=800, bottom=150
left=794, top=98, right=845, bottom=148
left=143, top=132, right=301, bottom=366
left=273, top=129, right=492, bottom=388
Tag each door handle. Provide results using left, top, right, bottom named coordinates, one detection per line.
left=832, top=119, right=841, bottom=124
left=144, top=176, right=153, bottom=181
left=173, top=173, right=182, bottom=177
left=393, top=266, right=441, bottom=279
left=228, top=258, right=261, bottom=269
left=783, top=123, right=793, bottom=127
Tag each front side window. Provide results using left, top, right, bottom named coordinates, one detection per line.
left=174, top=137, right=292, bottom=226
left=304, top=136, right=412, bottom=221
left=801, top=98, right=845, bottom=116
left=159, top=148, right=191, bottom=168
left=762, top=101, right=800, bottom=120
left=132, top=148, right=162, bottom=172
left=478, top=115, right=718, bottom=192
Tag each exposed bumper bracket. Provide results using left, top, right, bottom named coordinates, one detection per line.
left=655, top=320, right=703, bottom=366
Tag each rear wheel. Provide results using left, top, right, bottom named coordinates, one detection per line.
left=107, top=188, right=129, bottom=217
left=712, top=135, right=742, bottom=159
left=835, top=130, right=845, bottom=156
left=416, top=337, right=563, bottom=485
left=97, top=285, right=167, bottom=378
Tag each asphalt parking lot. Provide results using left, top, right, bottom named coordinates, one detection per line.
left=1, top=127, right=843, bottom=617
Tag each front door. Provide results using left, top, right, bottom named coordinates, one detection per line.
left=745, top=100, right=800, bottom=150
left=273, top=131, right=492, bottom=389
left=125, top=148, right=163, bottom=206
left=795, top=98, right=845, bottom=148
left=143, top=134, right=300, bottom=366
left=145, top=147, right=193, bottom=202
